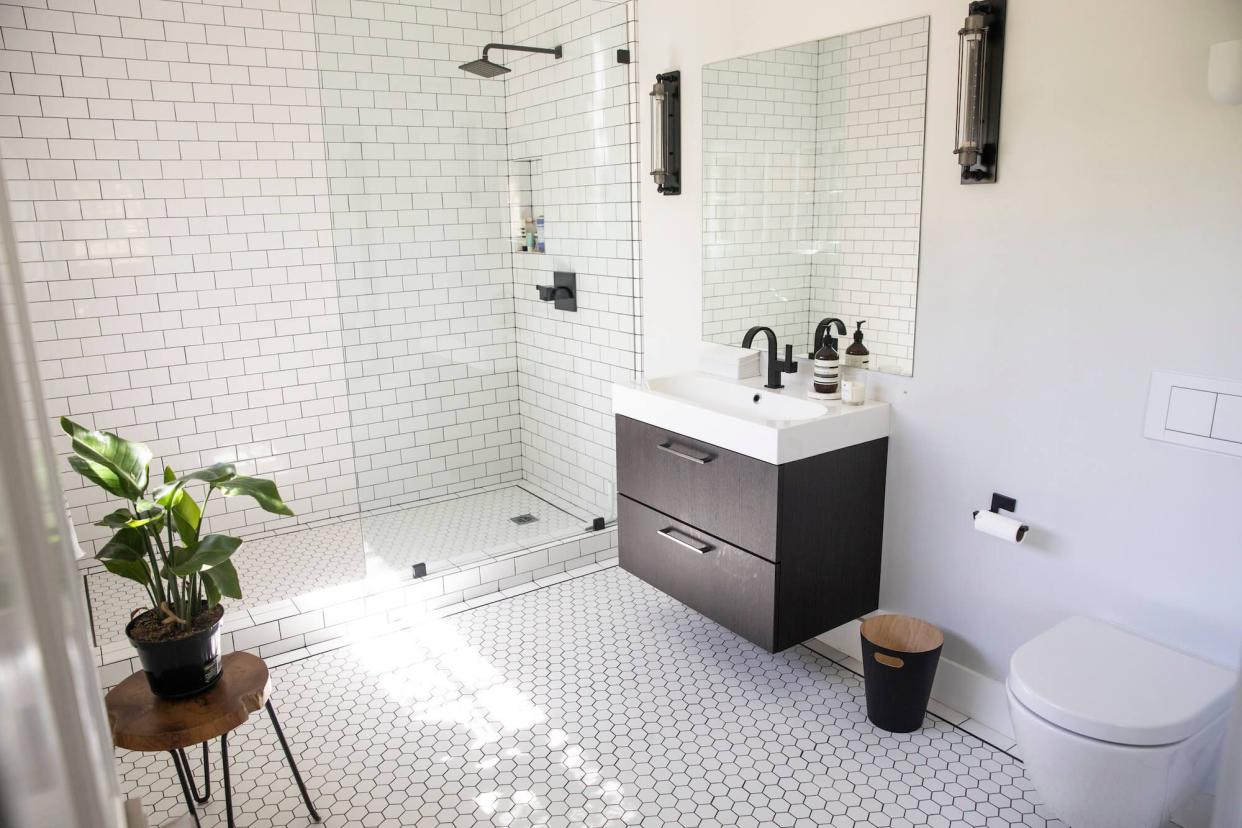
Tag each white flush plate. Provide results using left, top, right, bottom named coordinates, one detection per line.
left=1144, top=370, right=1242, bottom=458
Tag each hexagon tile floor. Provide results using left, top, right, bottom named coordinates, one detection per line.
left=115, top=567, right=1064, bottom=827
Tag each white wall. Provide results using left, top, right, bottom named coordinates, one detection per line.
left=640, top=0, right=1242, bottom=679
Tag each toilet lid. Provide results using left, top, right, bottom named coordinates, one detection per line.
left=1008, top=616, right=1237, bottom=746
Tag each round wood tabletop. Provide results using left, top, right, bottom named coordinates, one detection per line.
left=105, top=652, right=271, bottom=752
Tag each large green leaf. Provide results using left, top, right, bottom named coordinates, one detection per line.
left=60, top=418, right=152, bottom=500
left=95, top=508, right=134, bottom=528
left=202, top=571, right=221, bottom=606
left=101, top=557, right=152, bottom=590
left=68, top=456, right=129, bottom=501
left=96, top=526, right=147, bottom=562
left=212, top=476, right=294, bottom=516
left=155, top=468, right=202, bottom=546
left=170, top=534, right=242, bottom=577
left=200, top=559, right=241, bottom=601
left=125, top=501, right=165, bottom=529
left=180, top=463, right=237, bottom=485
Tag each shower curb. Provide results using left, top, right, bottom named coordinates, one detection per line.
left=94, top=526, right=618, bottom=690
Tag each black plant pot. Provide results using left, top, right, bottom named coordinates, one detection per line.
left=127, top=610, right=223, bottom=699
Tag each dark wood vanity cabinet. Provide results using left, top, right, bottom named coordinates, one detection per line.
left=616, top=414, right=887, bottom=652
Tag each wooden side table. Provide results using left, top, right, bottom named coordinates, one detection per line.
left=105, top=651, right=321, bottom=827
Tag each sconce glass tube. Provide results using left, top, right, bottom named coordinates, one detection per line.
left=649, top=71, right=681, bottom=195
left=954, top=11, right=988, bottom=170
left=650, top=83, right=667, bottom=186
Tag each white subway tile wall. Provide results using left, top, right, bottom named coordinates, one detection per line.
left=701, top=19, right=926, bottom=376
left=1, top=0, right=355, bottom=551
left=0, top=0, right=638, bottom=548
left=702, top=41, right=819, bottom=357
left=809, top=19, right=926, bottom=376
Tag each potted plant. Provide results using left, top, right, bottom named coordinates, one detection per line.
left=61, top=417, right=293, bottom=698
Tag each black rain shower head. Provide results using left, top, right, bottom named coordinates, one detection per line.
left=459, top=43, right=563, bottom=78
left=459, top=56, right=510, bottom=78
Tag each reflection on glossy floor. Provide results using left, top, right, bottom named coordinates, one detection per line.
left=115, top=567, right=1063, bottom=828
left=88, top=484, right=583, bottom=647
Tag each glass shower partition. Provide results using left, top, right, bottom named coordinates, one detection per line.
left=318, top=0, right=641, bottom=586
left=41, top=0, right=639, bottom=671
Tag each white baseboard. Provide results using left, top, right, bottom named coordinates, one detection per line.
left=814, top=615, right=1015, bottom=740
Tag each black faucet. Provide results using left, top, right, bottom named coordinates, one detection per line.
left=742, top=326, right=798, bottom=389
left=811, top=317, right=847, bottom=356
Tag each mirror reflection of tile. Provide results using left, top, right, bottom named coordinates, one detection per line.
left=702, top=18, right=928, bottom=377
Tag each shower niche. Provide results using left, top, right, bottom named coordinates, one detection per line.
left=510, top=158, right=546, bottom=254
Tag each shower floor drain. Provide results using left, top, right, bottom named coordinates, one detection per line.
left=509, top=513, right=538, bottom=525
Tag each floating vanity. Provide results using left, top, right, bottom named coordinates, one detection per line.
left=613, top=370, right=890, bottom=652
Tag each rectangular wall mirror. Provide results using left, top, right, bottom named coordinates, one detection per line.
left=701, top=18, right=929, bottom=376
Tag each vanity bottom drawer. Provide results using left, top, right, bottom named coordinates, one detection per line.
left=617, top=495, right=776, bottom=650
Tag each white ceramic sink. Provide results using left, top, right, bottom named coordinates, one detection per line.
left=645, top=374, right=827, bottom=423
left=614, top=370, right=890, bottom=464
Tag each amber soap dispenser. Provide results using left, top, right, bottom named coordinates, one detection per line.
left=844, top=321, right=870, bottom=369
left=811, top=330, right=841, bottom=400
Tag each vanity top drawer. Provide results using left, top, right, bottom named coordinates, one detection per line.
left=616, top=415, right=778, bottom=561
left=618, top=495, right=776, bottom=651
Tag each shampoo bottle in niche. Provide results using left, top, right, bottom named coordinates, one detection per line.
left=812, top=330, right=841, bottom=400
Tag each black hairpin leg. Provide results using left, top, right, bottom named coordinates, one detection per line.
left=169, top=750, right=203, bottom=828
left=174, top=742, right=211, bottom=803
left=266, top=701, right=321, bottom=822
left=221, top=732, right=235, bottom=828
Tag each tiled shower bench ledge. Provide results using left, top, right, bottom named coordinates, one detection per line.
left=92, top=525, right=618, bottom=689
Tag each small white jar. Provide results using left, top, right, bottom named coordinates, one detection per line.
left=840, top=368, right=866, bottom=405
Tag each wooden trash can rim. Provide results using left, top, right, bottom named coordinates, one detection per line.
left=861, top=614, right=944, bottom=654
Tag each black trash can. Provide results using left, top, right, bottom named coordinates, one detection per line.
left=860, top=614, right=944, bottom=733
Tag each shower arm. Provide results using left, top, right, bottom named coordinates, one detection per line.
left=482, top=43, right=563, bottom=60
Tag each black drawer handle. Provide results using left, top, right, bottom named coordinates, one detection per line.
left=658, top=527, right=714, bottom=554
left=657, top=440, right=714, bottom=464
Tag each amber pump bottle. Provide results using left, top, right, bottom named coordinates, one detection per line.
left=812, top=329, right=841, bottom=399
left=844, top=321, right=870, bottom=369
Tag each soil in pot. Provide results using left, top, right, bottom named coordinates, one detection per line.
left=127, top=603, right=224, bottom=699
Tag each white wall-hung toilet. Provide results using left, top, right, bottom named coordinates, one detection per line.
left=1008, top=616, right=1236, bottom=828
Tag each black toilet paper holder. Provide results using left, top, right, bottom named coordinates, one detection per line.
left=973, top=492, right=1029, bottom=541
left=978, top=492, right=1017, bottom=516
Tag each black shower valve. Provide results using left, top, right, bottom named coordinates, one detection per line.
left=535, top=271, right=577, bottom=312
left=536, top=285, right=570, bottom=302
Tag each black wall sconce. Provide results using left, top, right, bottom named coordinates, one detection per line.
left=650, top=71, right=681, bottom=195
left=954, top=1, right=1006, bottom=183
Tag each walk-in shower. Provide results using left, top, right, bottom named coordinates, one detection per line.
left=460, top=43, right=564, bottom=78
left=0, top=0, right=641, bottom=668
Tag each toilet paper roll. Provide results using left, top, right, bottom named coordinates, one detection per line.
left=973, top=509, right=1028, bottom=543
